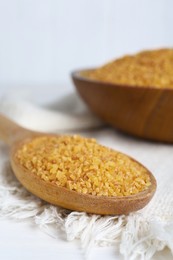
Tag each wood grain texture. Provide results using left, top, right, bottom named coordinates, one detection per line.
left=0, top=113, right=157, bottom=215
left=72, top=69, right=173, bottom=142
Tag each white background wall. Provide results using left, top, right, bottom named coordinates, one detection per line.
left=0, top=0, right=173, bottom=90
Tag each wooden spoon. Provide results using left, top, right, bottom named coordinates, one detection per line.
left=0, top=114, right=156, bottom=215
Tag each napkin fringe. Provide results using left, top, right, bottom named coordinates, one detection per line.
left=120, top=214, right=168, bottom=259
left=0, top=157, right=172, bottom=259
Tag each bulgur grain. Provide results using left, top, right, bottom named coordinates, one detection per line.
left=87, top=48, right=173, bottom=88
left=16, top=135, right=151, bottom=197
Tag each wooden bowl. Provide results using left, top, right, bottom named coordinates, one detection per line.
left=72, top=69, right=173, bottom=142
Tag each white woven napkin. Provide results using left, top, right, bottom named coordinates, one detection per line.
left=0, top=93, right=173, bottom=260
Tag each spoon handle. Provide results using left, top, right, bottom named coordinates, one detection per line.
left=0, top=114, right=29, bottom=145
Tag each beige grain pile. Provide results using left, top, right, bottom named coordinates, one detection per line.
left=87, top=48, right=173, bottom=88
left=16, top=135, right=151, bottom=197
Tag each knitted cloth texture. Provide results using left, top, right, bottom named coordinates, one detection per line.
left=0, top=95, right=173, bottom=260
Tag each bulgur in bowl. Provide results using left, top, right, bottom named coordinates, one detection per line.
left=72, top=48, right=173, bottom=142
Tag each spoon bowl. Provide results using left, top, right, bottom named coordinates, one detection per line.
left=72, top=69, right=173, bottom=142
left=0, top=114, right=157, bottom=215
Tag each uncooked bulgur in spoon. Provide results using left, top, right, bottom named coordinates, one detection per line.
left=0, top=114, right=156, bottom=215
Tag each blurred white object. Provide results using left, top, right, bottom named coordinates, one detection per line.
left=0, top=93, right=103, bottom=132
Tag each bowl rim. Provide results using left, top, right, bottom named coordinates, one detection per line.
left=71, top=68, right=173, bottom=92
